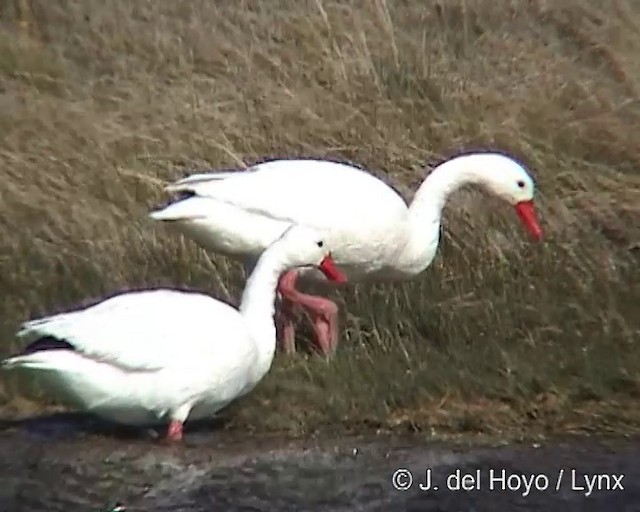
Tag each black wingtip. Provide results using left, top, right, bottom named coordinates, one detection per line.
left=20, top=336, right=76, bottom=356
left=151, top=190, right=197, bottom=213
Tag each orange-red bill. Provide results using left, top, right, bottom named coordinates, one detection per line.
left=515, top=200, right=543, bottom=241
left=319, top=254, right=347, bottom=283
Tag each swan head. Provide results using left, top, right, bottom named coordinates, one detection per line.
left=464, top=153, right=544, bottom=241
left=274, top=226, right=348, bottom=283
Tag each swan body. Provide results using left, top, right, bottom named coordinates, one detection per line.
left=2, top=226, right=346, bottom=441
left=151, top=159, right=411, bottom=282
left=150, top=152, right=543, bottom=355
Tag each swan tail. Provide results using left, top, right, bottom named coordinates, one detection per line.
left=2, top=350, right=78, bottom=372
left=149, top=195, right=216, bottom=222
left=164, top=170, right=240, bottom=193
left=16, top=315, right=74, bottom=344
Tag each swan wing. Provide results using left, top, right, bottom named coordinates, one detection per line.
left=13, top=290, right=245, bottom=372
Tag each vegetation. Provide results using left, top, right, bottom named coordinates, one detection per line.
left=1, top=0, right=639, bottom=441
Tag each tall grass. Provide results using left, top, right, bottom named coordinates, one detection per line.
left=1, top=0, right=639, bottom=438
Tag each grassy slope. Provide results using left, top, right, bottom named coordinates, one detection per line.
left=0, top=0, right=639, bottom=440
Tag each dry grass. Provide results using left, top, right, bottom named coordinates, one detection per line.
left=0, top=0, right=639, bottom=440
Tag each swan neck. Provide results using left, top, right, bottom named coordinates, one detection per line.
left=396, top=157, right=480, bottom=275
left=238, top=250, right=281, bottom=377
left=411, top=157, right=480, bottom=217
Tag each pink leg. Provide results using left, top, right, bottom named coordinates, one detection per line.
left=307, top=300, right=339, bottom=357
left=166, top=419, right=184, bottom=442
left=277, top=270, right=340, bottom=358
left=276, top=296, right=298, bottom=354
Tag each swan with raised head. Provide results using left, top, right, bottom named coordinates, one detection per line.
left=150, top=152, right=544, bottom=357
left=1, top=225, right=346, bottom=442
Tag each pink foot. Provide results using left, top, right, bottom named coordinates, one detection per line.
left=166, top=420, right=184, bottom=442
left=277, top=270, right=341, bottom=357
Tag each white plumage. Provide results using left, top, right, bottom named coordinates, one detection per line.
left=150, top=153, right=543, bottom=355
left=152, top=154, right=542, bottom=280
left=2, top=225, right=346, bottom=440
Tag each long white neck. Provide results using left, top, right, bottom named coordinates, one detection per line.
left=238, top=249, right=285, bottom=381
left=393, top=155, right=487, bottom=276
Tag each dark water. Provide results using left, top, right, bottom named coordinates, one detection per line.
left=0, top=415, right=638, bottom=511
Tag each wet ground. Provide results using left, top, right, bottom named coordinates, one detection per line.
left=0, top=414, right=638, bottom=511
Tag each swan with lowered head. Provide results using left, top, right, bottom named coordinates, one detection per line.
left=150, top=152, right=543, bottom=357
left=2, top=225, right=346, bottom=442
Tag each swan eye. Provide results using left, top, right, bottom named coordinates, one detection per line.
left=517, top=180, right=526, bottom=188
left=316, top=240, right=324, bottom=248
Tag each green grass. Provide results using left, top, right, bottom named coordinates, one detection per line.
left=1, top=0, right=639, bottom=440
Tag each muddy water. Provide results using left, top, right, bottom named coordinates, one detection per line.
left=0, top=414, right=638, bottom=511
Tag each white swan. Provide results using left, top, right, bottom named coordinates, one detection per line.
left=150, top=152, right=543, bottom=357
left=1, top=225, right=346, bottom=442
